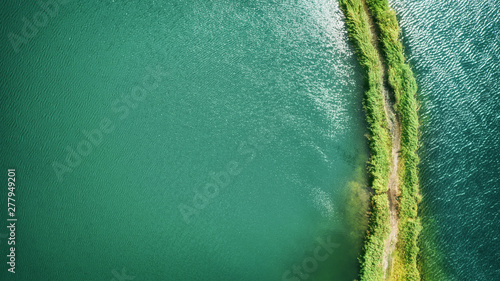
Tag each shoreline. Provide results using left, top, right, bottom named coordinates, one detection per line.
left=358, top=1, right=401, bottom=278
left=338, top=0, right=421, bottom=280
left=365, top=0, right=421, bottom=279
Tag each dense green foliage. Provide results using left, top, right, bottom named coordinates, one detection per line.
left=338, top=0, right=391, bottom=280
left=364, top=1, right=422, bottom=280
left=338, top=0, right=391, bottom=195
left=361, top=194, right=391, bottom=280
left=339, top=0, right=421, bottom=280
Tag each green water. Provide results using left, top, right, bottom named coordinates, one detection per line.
left=5, top=0, right=498, bottom=280
left=0, top=1, right=370, bottom=280
left=391, top=0, right=500, bottom=279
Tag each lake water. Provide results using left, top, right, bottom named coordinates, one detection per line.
left=0, top=1, right=370, bottom=280
left=391, top=0, right=500, bottom=279
left=1, top=0, right=498, bottom=280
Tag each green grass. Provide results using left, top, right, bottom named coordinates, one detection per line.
left=339, top=0, right=421, bottom=280
left=338, top=0, right=392, bottom=280
left=364, top=1, right=421, bottom=280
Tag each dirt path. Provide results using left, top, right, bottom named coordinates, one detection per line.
left=384, top=118, right=400, bottom=280
left=360, top=1, right=401, bottom=279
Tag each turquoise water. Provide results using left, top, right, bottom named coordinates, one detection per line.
left=1, top=1, right=370, bottom=280
left=2, top=0, right=498, bottom=280
left=391, top=0, right=500, bottom=279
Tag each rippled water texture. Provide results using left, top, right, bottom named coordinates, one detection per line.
left=391, top=0, right=500, bottom=279
left=0, top=1, right=370, bottom=280
left=2, top=0, right=497, bottom=280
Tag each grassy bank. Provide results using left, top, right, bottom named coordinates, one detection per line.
left=339, top=0, right=421, bottom=280
left=338, top=0, right=392, bottom=280
left=364, top=0, right=421, bottom=280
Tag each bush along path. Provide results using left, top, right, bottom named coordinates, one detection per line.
left=338, top=0, right=421, bottom=280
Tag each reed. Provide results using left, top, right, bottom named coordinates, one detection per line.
left=364, top=1, right=422, bottom=280
left=339, top=0, right=421, bottom=280
left=338, top=0, right=392, bottom=280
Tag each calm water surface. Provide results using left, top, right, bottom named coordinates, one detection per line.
left=0, top=1, right=369, bottom=280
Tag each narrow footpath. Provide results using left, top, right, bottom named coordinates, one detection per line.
left=360, top=1, right=401, bottom=279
